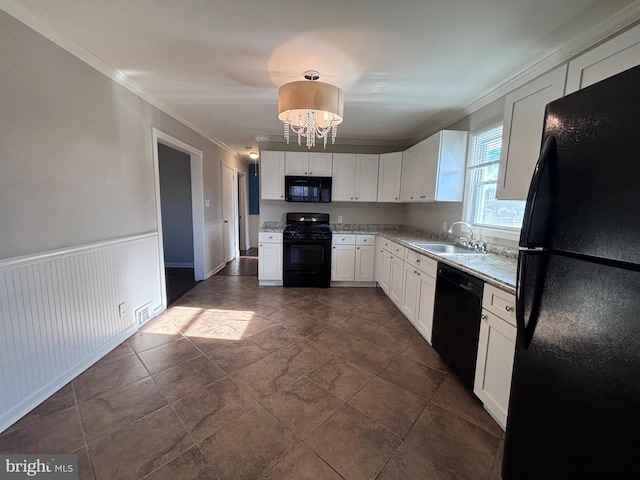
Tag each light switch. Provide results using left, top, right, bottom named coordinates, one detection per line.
left=204, top=199, right=210, bottom=207
left=338, top=216, right=343, bottom=223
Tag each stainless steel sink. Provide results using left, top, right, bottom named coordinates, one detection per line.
left=412, top=243, right=482, bottom=255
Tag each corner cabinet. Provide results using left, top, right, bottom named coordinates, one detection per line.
left=260, top=151, right=285, bottom=200
left=474, top=284, right=516, bottom=429
left=496, top=65, right=567, bottom=200
left=258, top=232, right=283, bottom=285
left=400, top=130, right=468, bottom=202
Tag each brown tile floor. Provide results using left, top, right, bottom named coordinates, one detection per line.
left=0, top=275, right=505, bottom=480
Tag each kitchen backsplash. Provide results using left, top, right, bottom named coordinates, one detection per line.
left=261, top=222, right=518, bottom=258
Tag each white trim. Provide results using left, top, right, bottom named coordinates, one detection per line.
left=0, top=324, right=137, bottom=432
left=152, top=129, right=207, bottom=315
left=472, top=225, right=521, bottom=243
left=0, top=0, right=239, bottom=157
left=0, top=232, right=157, bottom=268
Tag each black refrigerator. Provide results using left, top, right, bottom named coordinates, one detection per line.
left=502, top=64, right=640, bottom=479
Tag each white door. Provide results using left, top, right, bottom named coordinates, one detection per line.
left=389, top=255, right=405, bottom=307
left=332, top=154, right=355, bottom=201
left=354, top=245, right=375, bottom=282
left=221, top=164, right=238, bottom=262
left=331, top=245, right=355, bottom=281
left=415, top=273, right=436, bottom=343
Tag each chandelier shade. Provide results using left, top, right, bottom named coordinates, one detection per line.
left=277, top=73, right=344, bottom=148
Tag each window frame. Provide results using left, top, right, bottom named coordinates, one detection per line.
left=462, top=123, right=523, bottom=243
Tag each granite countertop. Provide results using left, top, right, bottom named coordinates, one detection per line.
left=259, top=223, right=517, bottom=293
left=377, top=231, right=517, bottom=294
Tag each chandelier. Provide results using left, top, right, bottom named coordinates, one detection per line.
left=277, top=71, right=344, bottom=148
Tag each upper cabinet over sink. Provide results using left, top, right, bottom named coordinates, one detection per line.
left=400, top=130, right=468, bottom=202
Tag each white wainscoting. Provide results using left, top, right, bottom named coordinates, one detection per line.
left=0, top=233, right=163, bottom=431
left=205, top=219, right=225, bottom=278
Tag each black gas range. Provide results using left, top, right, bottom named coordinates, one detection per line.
left=283, top=213, right=332, bottom=287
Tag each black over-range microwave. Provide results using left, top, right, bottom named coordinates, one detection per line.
left=284, top=176, right=332, bottom=203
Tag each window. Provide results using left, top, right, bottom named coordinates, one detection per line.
left=464, top=125, right=525, bottom=235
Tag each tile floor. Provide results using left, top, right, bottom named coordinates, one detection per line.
left=0, top=274, right=505, bottom=480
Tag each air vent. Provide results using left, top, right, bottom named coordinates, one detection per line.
left=134, top=302, right=152, bottom=327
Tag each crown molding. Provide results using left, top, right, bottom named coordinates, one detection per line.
left=0, top=0, right=241, bottom=159
left=409, top=3, right=640, bottom=145
left=255, top=134, right=409, bottom=148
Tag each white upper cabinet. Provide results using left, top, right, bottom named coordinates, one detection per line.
left=377, top=152, right=403, bottom=202
left=355, top=154, right=379, bottom=202
left=496, top=65, right=567, bottom=200
left=332, top=153, right=379, bottom=202
left=260, top=151, right=285, bottom=200
left=284, top=152, right=332, bottom=176
left=331, top=153, right=356, bottom=201
left=401, top=130, right=468, bottom=202
left=566, top=23, right=640, bottom=94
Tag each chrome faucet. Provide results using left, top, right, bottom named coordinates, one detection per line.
left=448, top=221, right=474, bottom=242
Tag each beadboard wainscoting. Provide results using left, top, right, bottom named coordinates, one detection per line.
left=0, top=233, right=163, bottom=431
left=205, top=219, right=226, bottom=278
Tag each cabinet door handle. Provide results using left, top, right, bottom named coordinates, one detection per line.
left=333, top=246, right=336, bottom=249
left=357, top=247, right=360, bottom=250
left=260, top=244, right=263, bottom=247
left=505, top=305, right=514, bottom=312
left=481, top=314, right=488, bottom=321
left=395, top=197, right=398, bottom=200
left=416, top=258, right=420, bottom=263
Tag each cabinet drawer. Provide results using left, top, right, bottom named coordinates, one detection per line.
left=483, top=284, right=516, bottom=326
left=332, top=234, right=355, bottom=245
left=259, top=232, right=283, bottom=243
left=405, top=249, right=437, bottom=277
left=390, top=242, right=405, bottom=258
left=381, top=238, right=394, bottom=253
left=356, top=234, right=375, bottom=246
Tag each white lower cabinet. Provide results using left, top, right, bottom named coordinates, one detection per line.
left=355, top=245, right=375, bottom=282
left=378, top=248, right=392, bottom=294
left=388, top=253, right=405, bottom=307
left=415, top=273, right=436, bottom=343
left=401, top=249, right=437, bottom=342
left=258, top=232, right=283, bottom=284
left=474, top=284, right=517, bottom=430
left=331, top=234, right=375, bottom=283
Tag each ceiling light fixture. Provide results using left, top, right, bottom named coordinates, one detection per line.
left=277, top=70, right=344, bottom=149
left=249, top=152, right=259, bottom=160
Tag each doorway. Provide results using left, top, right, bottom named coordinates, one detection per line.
left=238, top=172, right=250, bottom=251
left=152, top=129, right=205, bottom=310
left=221, top=164, right=238, bottom=262
left=157, top=143, right=198, bottom=304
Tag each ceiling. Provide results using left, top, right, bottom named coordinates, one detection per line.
left=5, top=0, right=640, bottom=159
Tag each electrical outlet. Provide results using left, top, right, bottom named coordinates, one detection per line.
left=338, top=216, right=343, bottom=224
left=442, top=221, right=447, bottom=232
left=118, top=302, right=127, bottom=318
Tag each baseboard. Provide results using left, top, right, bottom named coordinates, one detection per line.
left=206, top=262, right=226, bottom=279
left=0, top=325, right=137, bottom=433
left=330, top=281, right=377, bottom=288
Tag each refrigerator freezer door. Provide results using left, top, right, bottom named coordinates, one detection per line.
left=541, top=64, right=640, bottom=265
left=503, top=253, right=640, bottom=479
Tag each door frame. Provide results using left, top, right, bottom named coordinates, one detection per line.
left=152, top=128, right=205, bottom=310
left=238, top=171, right=250, bottom=250
left=221, top=163, right=239, bottom=262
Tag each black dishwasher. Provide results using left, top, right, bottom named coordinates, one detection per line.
left=431, top=263, right=483, bottom=391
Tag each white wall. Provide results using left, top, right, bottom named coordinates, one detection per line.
left=0, top=10, right=245, bottom=431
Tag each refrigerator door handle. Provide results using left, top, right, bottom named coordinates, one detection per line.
left=516, top=250, right=547, bottom=349
left=520, top=135, right=556, bottom=247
